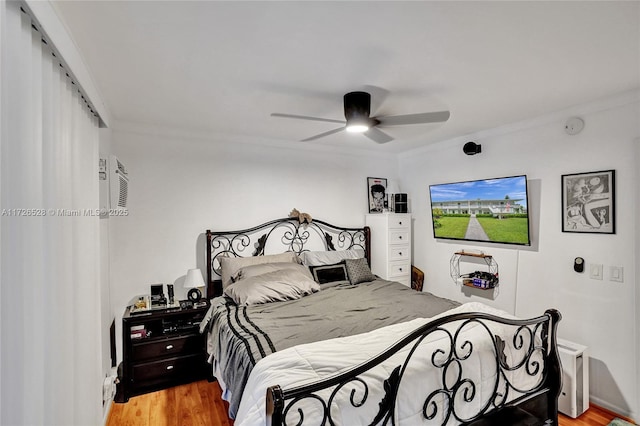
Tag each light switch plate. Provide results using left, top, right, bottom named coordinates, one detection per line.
left=609, top=266, right=624, bottom=282
left=590, top=263, right=603, bottom=280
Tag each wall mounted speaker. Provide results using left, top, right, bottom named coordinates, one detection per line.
left=463, top=141, right=482, bottom=155
left=394, top=193, right=408, bottom=213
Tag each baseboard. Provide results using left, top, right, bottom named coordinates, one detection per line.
left=102, top=398, right=113, bottom=426
left=101, top=366, right=118, bottom=426
left=589, top=401, right=637, bottom=424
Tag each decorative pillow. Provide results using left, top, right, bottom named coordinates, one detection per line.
left=308, top=261, right=348, bottom=284
left=233, top=262, right=313, bottom=282
left=219, top=252, right=300, bottom=288
left=223, top=269, right=320, bottom=305
left=300, top=249, right=365, bottom=267
left=345, top=258, right=376, bottom=285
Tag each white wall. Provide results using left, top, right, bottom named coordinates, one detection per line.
left=109, top=125, right=398, bottom=360
left=399, top=91, right=640, bottom=420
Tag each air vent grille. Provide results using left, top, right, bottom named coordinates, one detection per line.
left=117, top=174, right=128, bottom=208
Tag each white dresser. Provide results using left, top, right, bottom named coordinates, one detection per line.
left=365, top=213, right=412, bottom=287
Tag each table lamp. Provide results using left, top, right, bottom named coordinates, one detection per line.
left=184, top=268, right=205, bottom=302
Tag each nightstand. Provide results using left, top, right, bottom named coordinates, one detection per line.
left=115, top=298, right=209, bottom=403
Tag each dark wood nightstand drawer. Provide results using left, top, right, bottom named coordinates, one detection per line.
left=131, top=334, right=201, bottom=362
left=132, top=353, right=203, bottom=383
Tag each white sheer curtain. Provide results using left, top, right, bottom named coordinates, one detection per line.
left=1, top=1, right=102, bottom=425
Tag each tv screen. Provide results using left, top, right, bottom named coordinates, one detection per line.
left=429, top=175, right=531, bottom=246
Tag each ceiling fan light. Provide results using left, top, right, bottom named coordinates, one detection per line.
left=346, top=123, right=369, bottom=133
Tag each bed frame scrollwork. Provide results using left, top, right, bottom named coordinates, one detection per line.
left=266, top=309, right=562, bottom=426
left=206, top=217, right=370, bottom=298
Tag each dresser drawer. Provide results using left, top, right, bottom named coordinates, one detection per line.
left=388, top=261, right=411, bottom=278
left=388, top=215, right=410, bottom=229
left=389, top=230, right=409, bottom=245
left=132, top=334, right=201, bottom=362
left=132, top=353, right=203, bottom=383
left=388, top=245, right=410, bottom=262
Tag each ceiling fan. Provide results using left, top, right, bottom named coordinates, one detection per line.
left=271, top=91, right=450, bottom=144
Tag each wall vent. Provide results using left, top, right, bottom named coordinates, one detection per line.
left=109, top=155, right=129, bottom=211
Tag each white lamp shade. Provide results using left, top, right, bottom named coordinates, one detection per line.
left=184, top=268, right=205, bottom=289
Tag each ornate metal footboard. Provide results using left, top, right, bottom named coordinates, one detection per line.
left=266, top=309, right=562, bottom=426
left=206, top=217, right=370, bottom=297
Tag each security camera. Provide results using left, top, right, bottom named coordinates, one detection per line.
left=463, top=141, right=481, bottom=155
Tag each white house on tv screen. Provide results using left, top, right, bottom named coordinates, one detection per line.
left=432, top=198, right=527, bottom=216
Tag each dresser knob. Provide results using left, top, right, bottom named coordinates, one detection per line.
left=166, top=365, right=174, bottom=370
left=399, top=267, right=403, bottom=272
left=398, top=236, right=403, bottom=240
left=166, top=345, right=174, bottom=350
left=399, top=252, right=403, bottom=256
left=399, top=221, right=402, bottom=225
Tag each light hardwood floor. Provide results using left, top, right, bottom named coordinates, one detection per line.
left=107, top=380, right=633, bottom=426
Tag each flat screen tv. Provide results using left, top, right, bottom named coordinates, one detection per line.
left=429, top=175, right=531, bottom=246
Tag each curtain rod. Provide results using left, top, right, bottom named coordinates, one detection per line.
left=19, top=5, right=105, bottom=127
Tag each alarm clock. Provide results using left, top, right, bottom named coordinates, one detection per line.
left=187, top=287, right=202, bottom=302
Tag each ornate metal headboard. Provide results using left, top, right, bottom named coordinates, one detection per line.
left=206, top=218, right=370, bottom=298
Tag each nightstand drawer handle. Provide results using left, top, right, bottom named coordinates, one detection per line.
left=398, top=236, right=403, bottom=240
left=166, top=345, right=174, bottom=350
left=399, top=221, right=403, bottom=225
left=398, top=252, right=402, bottom=256
left=166, top=365, right=174, bottom=370
left=399, top=267, right=403, bottom=272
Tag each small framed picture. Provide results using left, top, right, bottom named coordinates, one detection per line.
left=561, top=169, right=615, bottom=234
left=367, top=177, right=387, bottom=213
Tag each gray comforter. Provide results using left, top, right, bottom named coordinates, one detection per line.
left=202, top=279, right=460, bottom=418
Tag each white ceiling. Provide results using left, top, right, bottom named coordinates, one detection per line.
left=53, top=1, right=640, bottom=153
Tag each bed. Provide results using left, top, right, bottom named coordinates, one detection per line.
left=203, top=216, right=562, bottom=425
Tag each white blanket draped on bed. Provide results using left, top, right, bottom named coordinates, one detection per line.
left=235, top=302, right=544, bottom=426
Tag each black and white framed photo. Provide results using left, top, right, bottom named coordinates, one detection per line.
left=367, top=177, right=387, bottom=213
left=562, top=169, right=615, bottom=234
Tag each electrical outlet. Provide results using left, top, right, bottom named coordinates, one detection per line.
left=609, top=266, right=624, bottom=282
left=589, top=264, right=603, bottom=280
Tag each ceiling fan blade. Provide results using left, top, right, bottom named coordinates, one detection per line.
left=271, top=113, right=345, bottom=124
left=377, top=111, right=450, bottom=126
left=364, top=127, right=394, bottom=144
left=300, top=127, right=346, bottom=142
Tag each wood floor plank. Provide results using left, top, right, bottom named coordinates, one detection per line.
left=108, top=380, right=633, bottom=426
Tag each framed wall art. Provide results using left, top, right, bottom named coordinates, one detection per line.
left=562, top=169, right=615, bottom=234
left=367, top=177, right=387, bottom=213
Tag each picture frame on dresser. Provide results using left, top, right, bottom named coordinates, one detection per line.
left=561, top=169, right=615, bottom=234
left=367, top=177, right=387, bottom=213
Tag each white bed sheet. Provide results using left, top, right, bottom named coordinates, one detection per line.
left=235, top=302, right=543, bottom=426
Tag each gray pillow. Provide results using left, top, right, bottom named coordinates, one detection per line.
left=345, top=258, right=376, bottom=285
left=300, top=249, right=365, bottom=266
left=219, top=252, right=300, bottom=288
left=224, top=269, right=320, bottom=305
left=233, top=262, right=313, bottom=282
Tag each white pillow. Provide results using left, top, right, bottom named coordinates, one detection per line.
left=219, top=252, right=300, bottom=288
left=300, top=249, right=365, bottom=266
left=224, top=269, right=320, bottom=305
